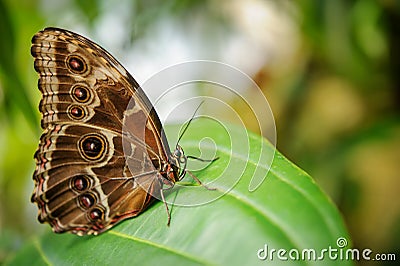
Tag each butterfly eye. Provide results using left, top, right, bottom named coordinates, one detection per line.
left=175, top=146, right=186, bottom=164
left=173, top=149, right=181, bottom=158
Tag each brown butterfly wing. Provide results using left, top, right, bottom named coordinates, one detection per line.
left=31, top=27, right=170, bottom=235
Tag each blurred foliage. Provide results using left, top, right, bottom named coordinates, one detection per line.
left=255, top=2, right=400, bottom=263
left=0, top=0, right=399, bottom=265
left=255, top=1, right=400, bottom=260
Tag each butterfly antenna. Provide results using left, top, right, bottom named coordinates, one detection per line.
left=176, top=100, right=219, bottom=164
left=176, top=100, right=205, bottom=146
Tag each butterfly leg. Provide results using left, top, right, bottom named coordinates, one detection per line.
left=186, top=170, right=216, bottom=191
left=159, top=188, right=171, bottom=226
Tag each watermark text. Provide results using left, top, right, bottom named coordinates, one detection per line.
left=257, top=237, right=396, bottom=262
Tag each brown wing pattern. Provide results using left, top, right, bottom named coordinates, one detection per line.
left=31, top=27, right=170, bottom=235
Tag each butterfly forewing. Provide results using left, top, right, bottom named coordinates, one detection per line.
left=31, top=27, right=174, bottom=235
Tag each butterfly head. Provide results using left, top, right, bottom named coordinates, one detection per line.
left=169, top=144, right=187, bottom=182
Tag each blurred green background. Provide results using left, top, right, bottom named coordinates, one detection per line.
left=0, top=0, right=399, bottom=264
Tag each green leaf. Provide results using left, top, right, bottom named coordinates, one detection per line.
left=7, top=121, right=352, bottom=266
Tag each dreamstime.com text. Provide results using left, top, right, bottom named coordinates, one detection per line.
left=257, top=237, right=396, bottom=262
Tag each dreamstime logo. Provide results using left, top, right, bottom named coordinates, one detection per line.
left=257, top=237, right=397, bottom=262
left=122, top=60, right=277, bottom=206
left=336, top=237, right=347, bottom=248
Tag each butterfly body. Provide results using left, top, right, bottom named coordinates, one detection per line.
left=31, top=28, right=185, bottom=235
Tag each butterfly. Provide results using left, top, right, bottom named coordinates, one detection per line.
left=31, top=27, right=214, bottom=235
